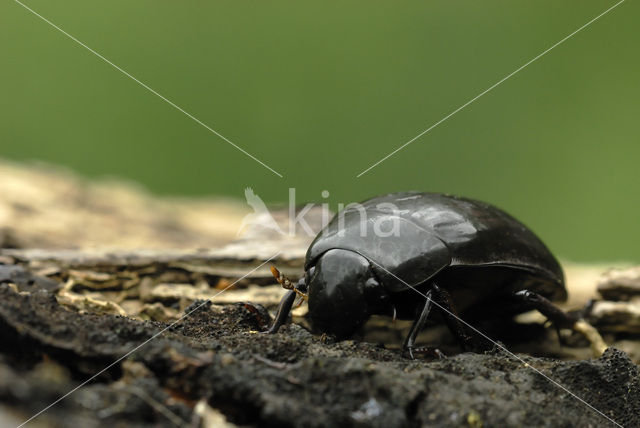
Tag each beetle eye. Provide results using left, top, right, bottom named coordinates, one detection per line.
left=306, top=266, right=316, bottom=283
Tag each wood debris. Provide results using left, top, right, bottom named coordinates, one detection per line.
left=597, top=266, right=640, bottom=301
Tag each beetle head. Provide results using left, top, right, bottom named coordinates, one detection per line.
left=306, top=248, right=385, bottom=339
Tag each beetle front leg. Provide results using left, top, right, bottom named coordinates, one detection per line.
left=263, top=290, right=296, bottom=334
left=513, top=290, right=607, bottom=356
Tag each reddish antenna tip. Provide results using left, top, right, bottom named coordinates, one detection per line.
left=270, top=265, right=280, bottom=280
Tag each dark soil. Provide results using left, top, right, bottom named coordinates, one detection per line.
left=1, top=284, right=638, bottom=428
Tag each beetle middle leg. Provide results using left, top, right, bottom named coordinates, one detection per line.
left=430, top=284, right=483, bottom=351
left=402, top=284, right=480, bottom=359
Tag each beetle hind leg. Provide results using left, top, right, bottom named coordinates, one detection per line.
left=513, top=290, right=607, bottom=356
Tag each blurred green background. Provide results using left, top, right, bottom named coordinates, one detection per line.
left=1, top=0, right=638, bottom=261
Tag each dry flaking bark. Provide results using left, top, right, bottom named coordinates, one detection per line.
left=0, top=159, right=330, bottom=256
left=588, top=301, right=640, bottom=334
left=597, top=266, right=640, bottom=301
left=0, top=284, right=639, bottom=428
left=0, top=160, right=249, bottom=249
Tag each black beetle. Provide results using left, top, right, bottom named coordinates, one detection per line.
left=266, top=192, right=605, bottom=357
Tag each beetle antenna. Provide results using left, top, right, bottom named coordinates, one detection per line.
left=271, top=266, right=294, bottom=290
left=271, top=265, right=308, bottom=301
